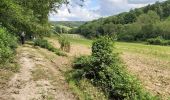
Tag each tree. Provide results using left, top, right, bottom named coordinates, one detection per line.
left=0, top=0, right=83, bottom=37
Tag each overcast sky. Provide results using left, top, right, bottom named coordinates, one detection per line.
left=49, top=0, right=166, bottom=21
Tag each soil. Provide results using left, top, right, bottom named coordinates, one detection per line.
left=0, top=45, right=76, bottom=100
left=121, top=52, right=170, bottom=99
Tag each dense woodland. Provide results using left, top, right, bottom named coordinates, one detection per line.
left=72, top=0, right=170, bottom=45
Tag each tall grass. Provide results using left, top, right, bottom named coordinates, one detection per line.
left=58, top=36, right=71, bottom=52
left=34, top=38, right=67, bottom=56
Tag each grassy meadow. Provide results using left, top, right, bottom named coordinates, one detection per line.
left=57, top=34, right=170, bottom=62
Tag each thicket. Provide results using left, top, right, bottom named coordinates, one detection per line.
left=73, top=0, right=170, bottom=43
left=0, top=27, right=17, bottom=67
left=58, top=36, right=71, bottom=52
left=53, top=25, right=69, bottom=34
left=147, top=36, right=170, bottom=46
left=73, top=37, right=159, bottom=100
left=34, top=38, right=67, bottom=56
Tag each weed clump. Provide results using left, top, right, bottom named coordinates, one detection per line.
left=73, top=36, right=159, bottom=100
left=34, top=38, right=67, bottom=56
left=58, top=36, right=70, bottom=52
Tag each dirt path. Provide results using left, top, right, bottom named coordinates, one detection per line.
left=0, top=45, right=76, bottom=100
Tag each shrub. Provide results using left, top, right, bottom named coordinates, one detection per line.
left=74, top=56, right=93, bottom=69
left=73, top=36, right=159, bottom=100
left=0, top=27, right=17, bottom=65
left=58, top=36, right=71, bottom=52
left=147, top=36, right=170, bottom=46
left=34, top=38, right=67, bottom=56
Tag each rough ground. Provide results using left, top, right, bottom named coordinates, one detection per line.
left=0, top=44, right=77, bottom=100
left=121, top=52, right=170, bottom=99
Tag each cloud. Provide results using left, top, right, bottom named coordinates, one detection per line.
left=49, top=0, right=166, bottom=21
left=96, top=0, right=147, bottom=16
left=49, top=0, right=101, bottom=21
left=128, top=0, right=166, bottom=4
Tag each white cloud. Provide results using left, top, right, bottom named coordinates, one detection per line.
left=49, top=0, right=101, bottom=21
left=49, top=0, right=167, bottom=21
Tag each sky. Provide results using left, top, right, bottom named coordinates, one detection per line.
left=49, top=0, right=166, bottom=21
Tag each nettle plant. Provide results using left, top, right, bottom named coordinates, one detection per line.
left=91, top=37, right=115, bottom=71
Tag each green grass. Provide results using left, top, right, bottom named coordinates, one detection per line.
left=116, top=42, right=170, bottom=61
left=58, top=34, right=170, bottom=62
left=52, top=34, right=92, bottom=46
left=66, top=70, right=107, bottom=100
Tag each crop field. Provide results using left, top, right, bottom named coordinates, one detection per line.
left=57, top=34, right=170, bottom=99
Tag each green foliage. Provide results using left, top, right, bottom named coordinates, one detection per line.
left=147, top=36, right=170, bottom=46
left=53, top=25, right=70, bottom=34
left=34, top=38, right=67, bottom=56
left=74, top=0, right=170, bottom=43
left=51, top=21, right=86, bottom=28
left=0, top=0, right=79, bottom=38
left=73, top=37, right=159, bottom=100
left=0, top=27, right=17, bottom=65
left=58, top=36, right=71, bottom=52
left=92, top=37, right=115, bottom=67
left=74, top=56, right=93, bottom=69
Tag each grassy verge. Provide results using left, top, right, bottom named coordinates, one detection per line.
left=33, top=38, right=67, bottom=56
left=66, top=70, right=107, bottom=100
left=0, top=51, right=20, bottom=90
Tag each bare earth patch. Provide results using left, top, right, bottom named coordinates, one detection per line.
left=121, top=52, right=170, bottom=99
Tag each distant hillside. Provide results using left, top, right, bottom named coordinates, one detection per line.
left=51, top=21, right=86, bottom=28
left=73, top=0, right=170, bottom=44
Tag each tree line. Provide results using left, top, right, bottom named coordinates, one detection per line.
left=71, top=0, right=170, bottom=44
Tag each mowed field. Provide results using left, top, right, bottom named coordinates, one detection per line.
left=54, top=34, right=170, bottom=99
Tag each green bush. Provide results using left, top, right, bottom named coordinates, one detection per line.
left=73, top=36, right=159, bottom=100
left=147, top=36, right=170, bottom=46
left=58, top=36, right=71, bottom=52
left=0, top=27, right=17, bottom=65
left=74, top=56, right=93, bottom=69
left=34, top=38, right=67, bottom=56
